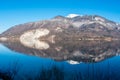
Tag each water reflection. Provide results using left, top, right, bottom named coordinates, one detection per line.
left=1, top=40, right=120, bottom=62
left=0, top=42, right=120, bottom=80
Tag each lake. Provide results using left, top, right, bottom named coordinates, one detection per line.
left=0, top=41, right=120, bottom=80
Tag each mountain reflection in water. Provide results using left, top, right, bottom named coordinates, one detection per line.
left=0, top=40, right=120, bottom=80
left=1, top=40, right=120, bottom=63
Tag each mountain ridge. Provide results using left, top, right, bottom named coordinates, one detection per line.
left=0, top=14, right=120, bottom=40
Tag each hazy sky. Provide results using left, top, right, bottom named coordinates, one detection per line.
left=0, top=0, right=120, bottom=33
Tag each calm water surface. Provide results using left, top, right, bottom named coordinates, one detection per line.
left=0, top=41, right=120, bottom=80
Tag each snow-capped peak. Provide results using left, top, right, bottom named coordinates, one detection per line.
left=66, top=14, right=80, bottom=18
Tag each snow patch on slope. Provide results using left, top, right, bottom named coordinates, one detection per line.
left=94, top=17, right=105, bottom=22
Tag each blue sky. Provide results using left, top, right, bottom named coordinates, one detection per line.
left=0, top=0, right=120, bottom=33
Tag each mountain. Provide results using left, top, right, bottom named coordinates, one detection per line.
left=1, top=14, right=120, bottom=39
